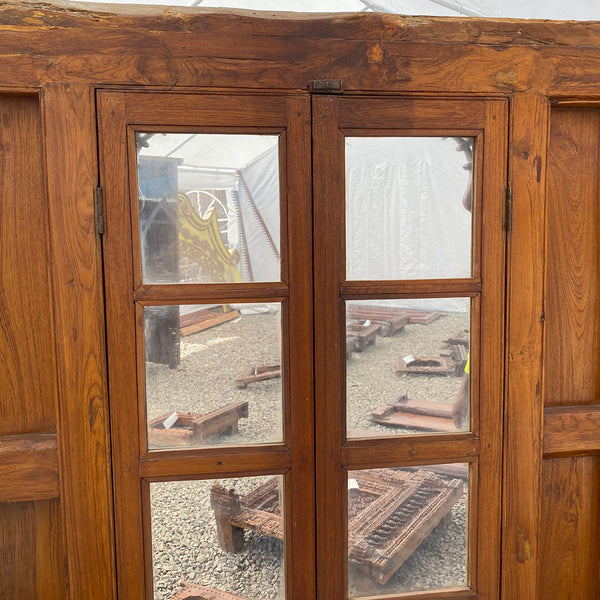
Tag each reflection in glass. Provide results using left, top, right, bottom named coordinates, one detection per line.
left=345, top=136, right=473, bottom=280
left=347, top=465, right=469, bottom=597
left=151, top=475, right=284, bottom=600
left=144, top=303, right=282, bottom=449
left=136, top=133, right=280, bottom=284
left=346, top=298, right=471, bottom=438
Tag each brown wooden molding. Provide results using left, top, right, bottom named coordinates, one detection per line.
left=543, top=405, right=600, bottom=458
left=0, top=434, right=59, bottom=502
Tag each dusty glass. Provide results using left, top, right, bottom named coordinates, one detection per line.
left=144, top=302, right=282, bottom=449
left=347, top=464, right=469, bottom=597
left=150, top=475, right=284, bottom=600
left=346, top=298, right=471, bottom=438
left=345, top=136, right=474, bottom=281
left=136, top=132, right=280, bottom=284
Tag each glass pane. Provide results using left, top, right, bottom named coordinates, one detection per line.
left=151, top=475, right=284, bottom=600
left=345, top=137, right=473, bottom=280
left=137, top=133, right=280, bottom=284
left=346, top=298, right=471, bottom=438
left=144, top=303, right=282, bottom=449
left=347, top=465, right=469, bottom=597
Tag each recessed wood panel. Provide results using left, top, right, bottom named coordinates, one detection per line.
left=0, top=500, right=66, bottom=600
left=0, top=94, right=56, bottom=435
left=545, top=107, right=600, bottom=407
left=539, top=106, right=600, bottom=600
left=540, top=457, right=600, bottom=600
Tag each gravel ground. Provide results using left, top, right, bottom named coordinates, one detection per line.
left=146, top=306, right=470, bottom=600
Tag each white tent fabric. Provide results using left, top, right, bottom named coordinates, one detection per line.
left=345, top=137, right=471, bottom=312
left=67, top=0, right=600, bottom=20
left=141, top=133, right=473, bottom=311
left=235, top=146, right=281, bottom=282
left=345, top=137, right=471, bottom=282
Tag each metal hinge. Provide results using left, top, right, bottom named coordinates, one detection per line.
left=94, top=186, right=105, bottom=235
left=504, top=187, right=512, bottom=231
left=309, top=79, right=344, bottom=94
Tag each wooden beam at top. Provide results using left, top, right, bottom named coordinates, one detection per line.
left=0, top=4, right=600, bottom=95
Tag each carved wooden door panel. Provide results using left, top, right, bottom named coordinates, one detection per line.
left=98, top=90, right=507, bottom=600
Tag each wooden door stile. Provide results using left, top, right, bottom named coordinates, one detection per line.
left=313, top=94, right=347, bottom=600
left=44, top=82, right=116, bottom=600
left=501, top=92, right=549, bottom=600
left=97, top=89, right=144, bottom=599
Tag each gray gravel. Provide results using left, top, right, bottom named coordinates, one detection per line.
left=146, top=307, right=470, bottom=600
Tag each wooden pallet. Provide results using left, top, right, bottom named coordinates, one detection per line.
left=180, top=307, right=240, bottom=337
left=347, top=322, right=381, bottom=351
left=235, top=363, right=281, bottom=388
left=397, top=355, right=459, bottom=376
left=211, top=468, right=463, bottom=586
left=442, top=329, right=470, bottom=348
left=170, top=581, right=246, bottom=600
left=346, top=306, right=410, bottom=336
left=347, top=305, right=443, bottom=326
left=372, top=396, right=457, bottom=432
left=440, top=343, right=469, bottom=373
left=148, top=401, right=248, bottom=447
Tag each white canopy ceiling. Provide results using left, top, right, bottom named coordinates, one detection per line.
left=68, top=0, right=600, bottom=20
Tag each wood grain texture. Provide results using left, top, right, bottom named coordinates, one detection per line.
left=312, top=94, right=346, bottom=600
left=98, top=90, right=144, bottom=600
left=545, top=108, right=600, bottom=407
left=539, top=457, right=600, bottom=600
left=341, top=434, right=479, bottom=470
left=0, top=94, right=57, bottom=436
left=340, top=279, right=480, bottom=298
left=43, top=83, right=116, bottom=600
left=0, top=499, right=66, bottom=600
left=134, top=283, right=288, bottom=303
left=501, top=93, right=548, bottom=600
left=3, top=4, right=600, bottom=95
left=543, top=405, right=600, bottom=457
left=0, top=434, right=59, bottom=502
left=140, top=447, right=292, bottom=480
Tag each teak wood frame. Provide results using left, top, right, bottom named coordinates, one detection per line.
left=2, top=2, right=600, bottom=599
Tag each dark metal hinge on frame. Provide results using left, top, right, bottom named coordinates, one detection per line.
left=309, top=80, right=344, bottom=94
left=504, top=186, right=513, bottom=231
left=94, top=186, right=105, bottom=235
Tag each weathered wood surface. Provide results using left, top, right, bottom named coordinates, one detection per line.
left=538, top=106, right=600, bottom=600
left=148, top=402, right=249, bottom=447
left=180, top=308, right=240, bottom=336
left=235, top=364, right=281, bottom=388
left=545, top=108, right=600, bottom=407
left=1, top=3, right=600, bottom=94
left=212, top=470, right=463, bottom=586
left=372, top=398, right=457, bottom=433
left=0, top=94, right=57, bottom=436
left=543, top=405, right=600, bottom=458
left=501, top=92, right=548, bottom=600
left=44, top=83, right=116, bottom=600
left=540, top=457, right=600, bottom=600
left=0, top=500, right=66, bottom=600
left=0, top=434, right=59, bottom=502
